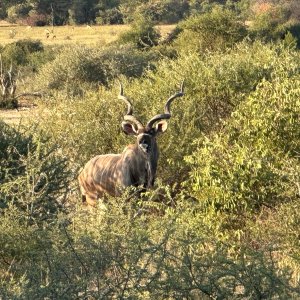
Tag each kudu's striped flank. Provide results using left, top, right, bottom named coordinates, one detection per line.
left=78, top=82, right=184, bottom=206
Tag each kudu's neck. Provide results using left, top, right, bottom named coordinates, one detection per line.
left=125, top=139, right=159, bottom=188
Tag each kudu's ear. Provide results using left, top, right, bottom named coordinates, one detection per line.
left=122, top=121, right=138, bottom=135
left=155, top=120, right=168, bottom=134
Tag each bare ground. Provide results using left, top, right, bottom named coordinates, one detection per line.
left=0, top=99, right=38, bottom=125
left=0, top=107, right=37, bottom=126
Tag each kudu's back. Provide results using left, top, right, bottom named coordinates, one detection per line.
left=78, top=153, right=123, bottom=205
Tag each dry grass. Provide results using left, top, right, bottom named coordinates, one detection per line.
left=0, top=24, right=130, bottom=46
left=0, top=24, right=175, bottom=46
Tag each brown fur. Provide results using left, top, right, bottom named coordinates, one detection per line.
left=78, top=141, right=158, bottom=205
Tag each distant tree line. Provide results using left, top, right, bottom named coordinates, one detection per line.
left=2, top=0, right=300, bottom=27
left=0, top=0, right=228, bottom=25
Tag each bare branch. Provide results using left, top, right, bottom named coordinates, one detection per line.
left=14, top=92, right=43, bottom=100
left=63, top=225, right=89, bottom=277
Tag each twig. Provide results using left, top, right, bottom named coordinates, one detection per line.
left=62, top=224, right=89, bottom=277
left=14, top=92, right=43, bottom=99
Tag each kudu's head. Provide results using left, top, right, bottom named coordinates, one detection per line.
left=118, top=82, right=184, bottom=156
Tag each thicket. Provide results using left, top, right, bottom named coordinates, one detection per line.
left=1, top=4, right=300, bottom=299
left=1, top=39, right=55, bottom=70
left=118, top=16, right=161, bottom=48
left=0, top=121, right=72, bottom=221
left=34, top=44, right=158, bottom=96
left=175, top=6, right=247, bottom=52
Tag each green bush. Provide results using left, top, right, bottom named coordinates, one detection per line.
left=1, top=43, right=26, bottom=66
left=15, top=39, right=43, bottom=53
left=0, top=121, right=72, bottom=221
left=35, top=44, right=159, bottom=95
left=286, top=23, right=300, bottom=48
left=142, top=41, right=300, bottom=183
left=135, top=0, right=189, bottom=24
left=175, top=6, right=247, bottom=53
left=247, top=199, right=300, bottom=283
left=95, top=7, right=123, bottom=25
left=100, top=44, right=158, bottom=79
left=35, top=46, right=107, bottom=94
left=6, top=3, right=32, bottom=23
left=185, top=75, right=300, bottom=215
left=26, top=46, right=56, bottom=72
left=118, top=15, right=161, bottom=49
left=1, top=39, right=44, bottom=66
left=0, top=201, right=298, bottom=298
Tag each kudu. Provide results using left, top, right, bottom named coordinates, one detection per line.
left=78, top=82, right=184, bottom=206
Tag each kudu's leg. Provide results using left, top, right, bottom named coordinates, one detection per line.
left=85, top=195, right=97, bottom=207
left=79, top=186, right=97, bottom=206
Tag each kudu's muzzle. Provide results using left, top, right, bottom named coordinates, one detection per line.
left=137, top=133, right=153, bottom=154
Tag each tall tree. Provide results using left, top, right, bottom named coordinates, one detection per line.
left=0, top=0, right=25, bottom=19
left=28, top=0, right=71, bottom=25
left=94, top=0, right=122, bottom=24
left=69, top=0, right=98, bottom=24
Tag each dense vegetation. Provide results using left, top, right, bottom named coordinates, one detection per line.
left=1, top=1, right=300, bottom=298
left=1, top=0, right=199, bottom=25
left=0, top=0, right=300, bottom=28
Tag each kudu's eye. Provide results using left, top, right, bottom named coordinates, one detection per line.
left=149, top=129, right=155, bottom=135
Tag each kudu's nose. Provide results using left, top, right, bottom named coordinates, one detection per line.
left=138, top=134, right=152, bottom=154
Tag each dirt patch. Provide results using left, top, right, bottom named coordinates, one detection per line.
left=0, top=108, right=34, bottom=125
left=0, top=99, right=38, bottom=125
left=0, top=20, right=16, bottom=27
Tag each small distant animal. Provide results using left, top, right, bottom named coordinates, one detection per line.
left=8, top=29, right=17, bottom=39
left=45, top=29, right=50, bottom=38
left=78, top=82, right=184, bottom=206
